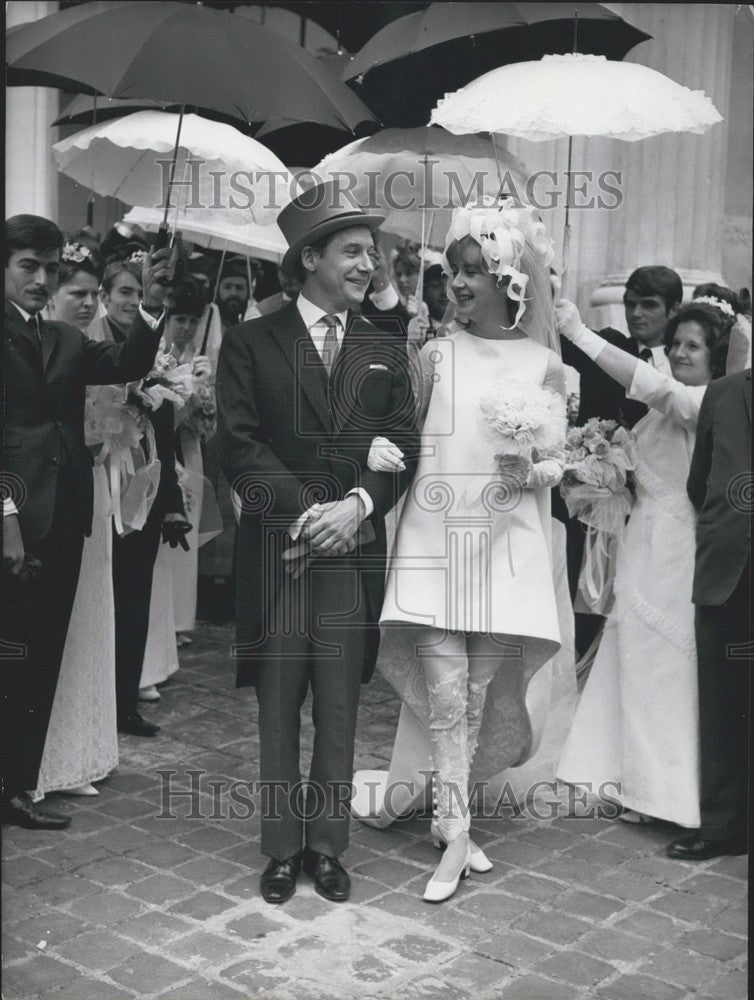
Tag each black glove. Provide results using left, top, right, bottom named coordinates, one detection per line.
left=161, top=518, right=192, bottom=551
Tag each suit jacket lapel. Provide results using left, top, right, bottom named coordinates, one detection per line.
left=5, top=300, right=43, bottom=368
left=269, top=302, right=331, bottom=431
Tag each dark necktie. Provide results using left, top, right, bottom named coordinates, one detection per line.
left=639, top=347, right=653, bottom=365
left=28, top=314, right=43, bottom=363
left=320, top=313, right=340, bottom=377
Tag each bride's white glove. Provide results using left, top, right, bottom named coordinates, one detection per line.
left=367, top=436, right=406, bottom=472
left=555, top=299, right=606, bottom=361
left=497, top=453, right=532, bottom=486
left=526, top=457, right=564, bottom=490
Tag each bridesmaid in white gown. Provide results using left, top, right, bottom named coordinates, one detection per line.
left=556, top=299, right=734, bottom=828
left=34, top=243, right=118, bottom=799
left=373, top=202, right=569, bottom=902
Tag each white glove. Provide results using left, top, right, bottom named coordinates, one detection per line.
left=555, top=299, right=606, bottom=361
left=554, top=299, right=583, bottom=340
left=526, top=458, right=564, bottom=490
left=367, top=436, right=406, bottom=472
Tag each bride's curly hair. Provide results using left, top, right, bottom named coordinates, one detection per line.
left=663, top=302, right=730, bottom=379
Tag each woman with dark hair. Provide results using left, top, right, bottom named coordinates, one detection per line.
left=557, top=300, right=733, bottom=830
left=392, top=239, right=422, bottom=306
left=34, top=240, right=118, bottom=800
left=45, top=242, right=103, bottom=331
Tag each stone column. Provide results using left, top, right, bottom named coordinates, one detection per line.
left=587, top=3, right=735, bottom=329
left=5, top=1, right=60, bottom=220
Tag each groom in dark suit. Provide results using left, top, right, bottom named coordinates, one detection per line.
left=2, top=214, right=173, bottom=829
left=668, top=366, right=752, bottom=860
left=216, top=183, right=419, bottom=903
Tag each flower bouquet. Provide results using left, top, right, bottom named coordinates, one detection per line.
left=560, top=417, right=637, bottom=613
left=479, top=379, right=566, bottom=474
left=84, top=384, right=158, bottom=536
left=180, top=355, right=217, bottom=443
left=128, top=350, right=194, bottom=413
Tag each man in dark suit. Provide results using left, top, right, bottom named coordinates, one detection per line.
left=216, top=182, right=419, bottom=904
left=559, top=266, right=683, bottom=654
left=2, top=214, right=173, bottom=829
left=668, top=367, right=752, bottom=860
left=256, top=265, right=302, bottom=317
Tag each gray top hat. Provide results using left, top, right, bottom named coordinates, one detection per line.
left=278, top=180, right=385, bottom=279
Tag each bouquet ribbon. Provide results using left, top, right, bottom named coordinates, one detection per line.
left=101, top=422, right=160, bottom=536
left=564, top=487, right=633, bottom=614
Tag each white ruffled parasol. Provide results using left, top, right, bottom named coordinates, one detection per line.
left=52, top=111, right=294, bottom=228
left=431, top=53, right=722, bottom=141
left=431, top=53, right=722, bottom=274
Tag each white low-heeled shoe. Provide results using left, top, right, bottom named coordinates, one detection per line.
left=138, top=685, right=161, bottom=702
left=423, top=843, right=472, bottom=903
left=61, top=783, right=99, bottom=796
left=431, top=820, right=493, bottom=874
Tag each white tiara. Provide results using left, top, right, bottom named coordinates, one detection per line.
left=693, top=295, right=735, bottom=318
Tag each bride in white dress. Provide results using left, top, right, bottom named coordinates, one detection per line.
left=364, top=202, right=573, bottom=902
left=34, top=243, right=118, bottom=799
left=555, top=299, right=735, bottom=828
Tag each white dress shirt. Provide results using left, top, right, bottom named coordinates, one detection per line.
left=292, top=293, right=374, bottom=525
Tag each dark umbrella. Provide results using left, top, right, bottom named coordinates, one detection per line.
left=343, top=1, right=651, bottom=127
left=7, top=1, right=378, bottom=133
left=254, top=1, right=430, bottom=54
left=8, top=1, right=378, bottom=232
left=53, top=95, right=173, bottom=128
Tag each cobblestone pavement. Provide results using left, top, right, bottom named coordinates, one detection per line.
left=2, top=623, right=748, bottom=1000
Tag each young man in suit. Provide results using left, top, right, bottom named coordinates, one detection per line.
left=2, top=214, right=173, bottom=829
left=216, top=183, right=419, bottom=903
left=560, top=266, right=683, bottom=654
left=668, top=366, right=752, bottom=860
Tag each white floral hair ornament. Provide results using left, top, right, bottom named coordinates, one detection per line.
left=62, top=241, right=93, bottom=264
left=129, top=249, right=146, bottom=266
left=692, top=295, right=735, bottom=318
left=443, top=198, right=555, bottom=329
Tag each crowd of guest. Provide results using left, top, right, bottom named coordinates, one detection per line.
left=1, top=205, right=750, bottom=873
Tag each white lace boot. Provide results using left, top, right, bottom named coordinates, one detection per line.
left=423, top=726, right=471, bottom=903
left=463, top=679, right=494, bottom=873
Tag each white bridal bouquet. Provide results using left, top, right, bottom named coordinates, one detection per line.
left=479, top=379, right=566, bottom=468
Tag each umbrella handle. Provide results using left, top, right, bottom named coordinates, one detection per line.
left=162, top=103, right=186, bottom=229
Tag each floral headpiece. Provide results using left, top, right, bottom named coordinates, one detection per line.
left=443, top=197, right=555, bottom=328
left=62, top=241, right=93, bottom=264
left=128, top=249, right=146, bottom=266
left=692, top=295, right=735, bottom=318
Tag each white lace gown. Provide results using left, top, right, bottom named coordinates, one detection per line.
left=557, top=364, right=706, bottom=828
left=353, top=332, right=578, bottom=823
left=34, top=464, right=119, bottom=795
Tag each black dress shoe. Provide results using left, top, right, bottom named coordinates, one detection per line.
left=667, top=833, right=748, bottom=860
left=260, top=853, right=302, bottom=904
left=302, top=847, right=351, bottom=902
left=118, top=711, right=160, bottom=737
left=2, top=793, right=72, bottom=830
